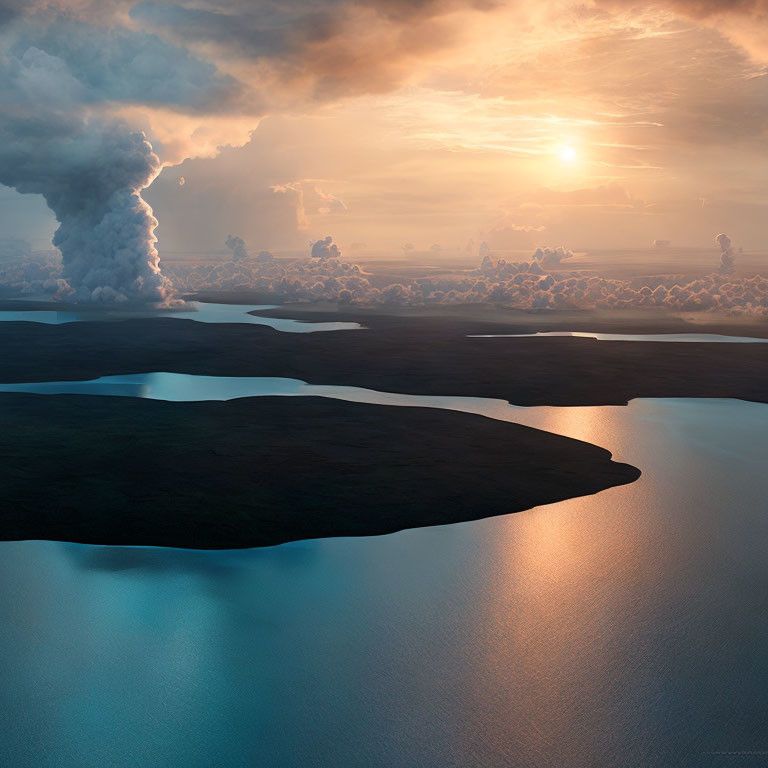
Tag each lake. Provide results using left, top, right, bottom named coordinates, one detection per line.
left=469, top=330, right=768, bottom=343
left=2, top=302, right=768, bottom=344
left=0, top=302, right=362, bottom=333
left=0, top=375, right=767, bottom=765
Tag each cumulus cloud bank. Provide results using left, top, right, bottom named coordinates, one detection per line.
left=151, top=233, right=768, bottom=316
left=0, top=249, right=71, bottom=299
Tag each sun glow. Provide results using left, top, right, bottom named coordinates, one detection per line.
left=557, top=144, right=577, bottom=165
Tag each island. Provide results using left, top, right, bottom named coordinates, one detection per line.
left=0, top=393, right=639, bottom=549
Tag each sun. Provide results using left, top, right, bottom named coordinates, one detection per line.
left=557, top=144, right=577, bottom=164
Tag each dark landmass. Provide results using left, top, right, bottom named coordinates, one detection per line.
left=246, top=301, right=768, bottom=338
left=5, top=295, right=767, bottom=337
left=0, top=394, right=639, bottom=549
left=0, top=292, right=283, bottom=313
left=1, top=312, right=768, bottom=405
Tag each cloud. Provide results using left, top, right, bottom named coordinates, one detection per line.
left=0, top=236, right=30, bottom=260
left=528, top=184, right=646, bottom=210
left=716, top=232, right=737, bottom=274
left=0, top=0, right=22, bottom=25
left=311, top=235, right=342, bottom=260
left=315, top=187, right=348, bottom=214
left=225, top=234, right=248, bottom=261
left=532, top=246, right=574, bottom=267
left=2, top=0, right=765, bottom=293
left=163, top=237, right=372, bottom=300
left=8, top=16, right=241, bottom=112
left=130, top=0, right=499, bottom=99
left=480, top=223, right=543, bottom=250
left=0, top=112, right=174, bottom=302
left=271, top=180, right=347, bottom=232
left=271, top=183, right=310, bottom=231
left=0, top=248, right=70, bottom=298
left=596, top=0, right=768, bottom=60
left=0, top=4, right=255, bottom=302
left=1, top=1, right=431, bottom=303
left=151, top=231, right=768, bottom=316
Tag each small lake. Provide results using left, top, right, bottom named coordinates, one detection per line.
left=0, top=372, right=526, bottom=414
left=0, top=375, right=767, bottom=766
left=2, top=305, right=768, bottom=343
left=0, top=302, right=362, bottom=333
left=469, top=330, right=768, bottom=343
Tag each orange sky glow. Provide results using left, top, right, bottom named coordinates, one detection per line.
left=1, top=0, right=767, bottom=255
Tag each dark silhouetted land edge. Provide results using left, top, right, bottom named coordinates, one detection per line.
left=0, top=394, right=639, bottom=549
left=1, top=314, right=768, bottom=405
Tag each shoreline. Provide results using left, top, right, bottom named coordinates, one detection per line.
left=2, top=296, right=768, bottom=338
left=1, top=314, right=767, bottom=406
left=0, top=394, right=639, bottom=550
left=246, top=301, right=768, bottom=338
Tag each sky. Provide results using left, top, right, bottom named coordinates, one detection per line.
left=1, top=0, right=767, bottom=259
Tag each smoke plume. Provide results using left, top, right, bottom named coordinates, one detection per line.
left=225, top=235, right=248, bottom=262
left=0, top=7, right=244, bottom=303
left=0, top=1, right=497, bottom=302
left=716, top=233, right=736, bottom=275
left=0, top=117, right=170, bottom=303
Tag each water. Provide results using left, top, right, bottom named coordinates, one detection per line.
left=0, top=372, right=527, bottom=415
left=2, top=306, right=767, bottom=343
left=0, top=302, right=361, bottom=333
left=157, top=302, right=361, bottom=333
left=0, top=376, right=767, bottom=765
left=469, top=330, right=768, bottom=343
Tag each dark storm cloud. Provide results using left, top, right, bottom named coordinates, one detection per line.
left=131, top=0, right=498, bottom=97
left=6, top=16, right=241, bottom=112
left=0, top=0, right=22, bottom=26
left=129, top=2, right=294, bottom=58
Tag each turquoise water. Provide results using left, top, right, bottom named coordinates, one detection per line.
left=0, top=302, right=361, bottom=333
left=1, top=305, right=766, bottom=342
left=469, top=330, right=768, bottom=343
left=0, top=372, right=524, bottom=414
left=0, top=376, right=767, bottom=765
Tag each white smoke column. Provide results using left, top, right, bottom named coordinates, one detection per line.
left=0, top=7, right=248, bottom=305
left=0, top=116, right=172, bottom=303
left=225, top=235, right=248, bottom=261
left=716, top=233, right=736, bottom=275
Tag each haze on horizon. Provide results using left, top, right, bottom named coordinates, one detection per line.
left=0, top=0, right=766, bottom=265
